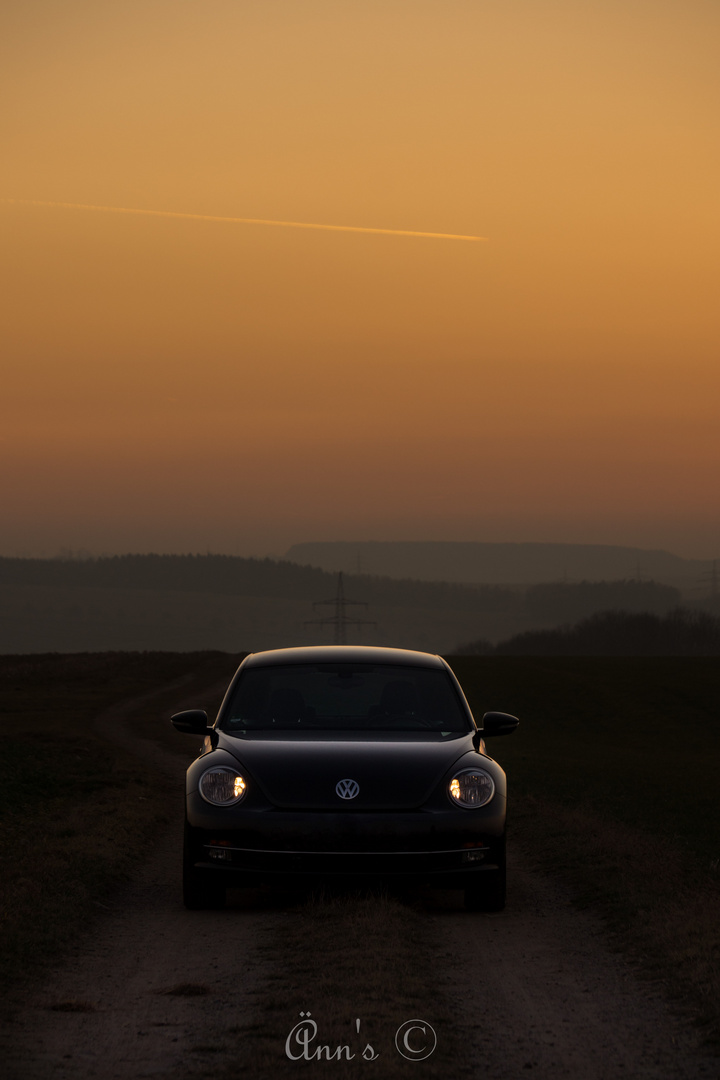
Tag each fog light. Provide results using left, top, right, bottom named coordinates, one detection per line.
left=462, top=849, right=486, bottom=863
left=208, top=847, right=232, bottom=862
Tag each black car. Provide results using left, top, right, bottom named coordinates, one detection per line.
left=172, top=646, right=518, bottom=912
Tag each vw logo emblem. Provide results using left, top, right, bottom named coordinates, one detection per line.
left=335, top=778, right=360, bottom=800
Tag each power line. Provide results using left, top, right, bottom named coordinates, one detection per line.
left=305, top=572, right=376, bottom=645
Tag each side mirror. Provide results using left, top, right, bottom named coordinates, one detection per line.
left=481, top=711, right=520, bottom=737
left=171, top=709, right=212, bottom=735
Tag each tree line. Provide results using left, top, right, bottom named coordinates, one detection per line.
left=456, top=608, right=720, bottom=656
left=0, top=556, right=684, bottom=619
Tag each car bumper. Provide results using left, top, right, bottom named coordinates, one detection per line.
left=185, top=798, right=505, bottom=888
left=193, top=849, right=502, bottom=889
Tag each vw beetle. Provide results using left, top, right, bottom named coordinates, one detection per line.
left=172, top=646, right=518, bottom=911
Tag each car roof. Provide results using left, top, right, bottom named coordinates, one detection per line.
left=242, top=645, right=446, bottom=669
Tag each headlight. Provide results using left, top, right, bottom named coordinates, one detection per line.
left=198, top=767, right=247, bottom=805
left=448, top=768, right=495, bottom=808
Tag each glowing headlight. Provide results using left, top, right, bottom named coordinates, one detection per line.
left=448, top=769, right=495, bottom=808
left=198, top=767, right=247, bottom=805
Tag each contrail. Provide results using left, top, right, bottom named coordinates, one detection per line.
left=1, top=198, right=488, bottom=243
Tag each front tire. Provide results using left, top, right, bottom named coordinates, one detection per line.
left=464, top=840, right=506, bottom=912
left=183, top=824, right=226, bottom=910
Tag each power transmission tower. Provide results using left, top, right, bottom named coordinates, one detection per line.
left=305, top=572, right=376, bottom=645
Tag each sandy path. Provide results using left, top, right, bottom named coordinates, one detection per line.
left=5, top=844, right=273, bottom=1080
left=3, top=678, right=718, bottom=1079
left=431, top=861, right=718, bottom=1079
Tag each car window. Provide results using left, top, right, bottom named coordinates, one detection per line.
left=222, top=663, right=471, bottom=734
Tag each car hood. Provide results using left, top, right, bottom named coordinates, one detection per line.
left=216, top=732, right=475, bottom=810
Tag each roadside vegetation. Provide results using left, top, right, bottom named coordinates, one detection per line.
left=220, top=889, right=461, bottom=1080
left=0, top=650, right=236, bottom=1015
left=449, top=654, right=720, bottom=1042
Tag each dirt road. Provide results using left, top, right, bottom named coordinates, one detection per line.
left=432, top=861, right=716, bottom=1079
left=3, top=686, right=718, bottom=1080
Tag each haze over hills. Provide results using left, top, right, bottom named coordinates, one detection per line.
left=0, top=555, right=518, bottom=654
left=285, top=541, right=711, bottom=590
left=0, top=553, right=709, bottom=655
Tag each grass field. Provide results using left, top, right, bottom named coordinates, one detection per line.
left=1, top=652, right=718, bottom=1049
left=448, top=656, right=720, bottom=867
left=448, top=655, right=720, bottom=1039
left=0, top=650, right=238, bottom=1010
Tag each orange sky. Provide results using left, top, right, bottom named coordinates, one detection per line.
left=2, top=0, right=719, bottom=559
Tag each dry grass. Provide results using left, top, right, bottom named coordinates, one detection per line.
left=47, top=1000, right=96, bottom=1013
left=4, top=651, right=719, bottom=1068
left=448, top=656, right=720, bottom=1045
left=513, top=794, right=720, bottom=1042
left=0, top=651, right=235, bottom=1014
left=219, top=889, right=463, bottom=1080
left=160, top=983, right=211, bottom=997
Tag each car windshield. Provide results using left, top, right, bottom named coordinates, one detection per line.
left=222, top=663, right=471, bottom=734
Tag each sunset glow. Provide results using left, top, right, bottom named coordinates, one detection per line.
left=2, top=0, right=719, bottom=559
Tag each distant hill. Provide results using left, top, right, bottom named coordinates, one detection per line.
left=0, top=555, right=518, bottom=654
left=0, top=554, right=330, bottom=598
left=285, top=541, right=707, bottom=589
left=0, top=554, right=508, bottom=607
left=455, top=609, right=720, bottom=656
left=0, top=555, right=700, bottom=654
